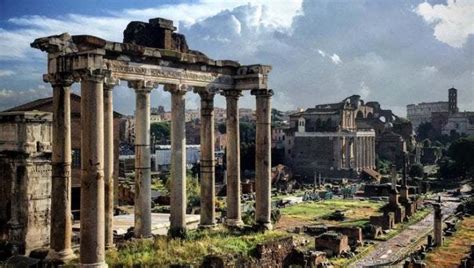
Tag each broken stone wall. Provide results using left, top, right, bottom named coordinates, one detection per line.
left=0, top=111, right=52, bottom=255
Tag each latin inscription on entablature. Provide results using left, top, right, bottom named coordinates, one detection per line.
left=107, top=61, right=234, bottom=87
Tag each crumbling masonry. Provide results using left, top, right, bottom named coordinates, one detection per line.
left=31, top=17, right=273, bottom=266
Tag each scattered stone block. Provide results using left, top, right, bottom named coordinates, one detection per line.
left=315, top=231, right=350, bottom=257
left=255, top=236, right=294, bottom=267
left=306, top=250, right=327, bottom=267
left=370, top=212, right=395, bottom=230
left=327, top=226, right=363, bottom=246
left=303, top=225, right=328, bottom=236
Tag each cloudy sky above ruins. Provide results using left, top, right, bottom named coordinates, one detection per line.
left=0, top=0, right=473, bottom=116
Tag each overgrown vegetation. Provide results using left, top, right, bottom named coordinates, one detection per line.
left=106, top=229, right=288, bottom=266
left=376, top=158, right=393, bottom=175
left=425, top=216, right=474, bottom=267
left=150, top=122, right=171, bottom=144
left=280, top=199, right=383, bottom=223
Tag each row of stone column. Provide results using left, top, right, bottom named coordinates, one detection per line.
left=200, top=88, right=273, bottom=229
left=46, top=71, right=273, bottom=266
left=354, top=136, right=375, bottom=170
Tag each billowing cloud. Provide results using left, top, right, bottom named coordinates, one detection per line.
left=0, top=0, right=472, bottom=116
left=416, top=0, right=474, bottom=48
left=0, top=85, right=51, bottom=109
left=0, top=70, right=15, bottom=77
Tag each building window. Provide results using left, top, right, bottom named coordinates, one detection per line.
left=72, top=149, right=81, bottom=168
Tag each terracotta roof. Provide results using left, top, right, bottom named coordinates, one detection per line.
left=3, top=93, right=123, bottom=117
left=361, top=168, right=381, bottom=180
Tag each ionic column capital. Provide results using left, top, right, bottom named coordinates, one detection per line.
left=194, top=86, right=218, bottom=99
left=104, top=76, right=120, bottom=90
left=164, top=84, right=189, bottom=95
left=221, top=89, right=242, bottom=99
left=74, top=69, right=109, bottom=83
left=128, top=80, right=158, bottom=93
left=43, top=73, right=76, bottom=87
left=251, top=88, right=274, bottom=98
left=199, top=93, right=215, bottom=117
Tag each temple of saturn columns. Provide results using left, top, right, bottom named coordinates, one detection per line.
left=30, top=17, right=273, bottom=266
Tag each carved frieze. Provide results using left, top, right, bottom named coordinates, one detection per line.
left=106, top=60, right=234, bottom=89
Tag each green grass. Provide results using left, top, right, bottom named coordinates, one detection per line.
left=105, top=229, right=288, bottom=266
left=425, top=216, right=474, bottom=267
left=280, top=199, right=383, bottom=222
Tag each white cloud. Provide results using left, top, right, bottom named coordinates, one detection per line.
left=421, top=65, right=438, bottom=74
left=0, top=0, right=303, bottom=61
left=316, top=49, right=342, bottom=65
left=359, top=81, right=370, bottom=99
left=0, top=70, right=15, bottom=77
left=415, top=0, right=474, bottom=48
left=317, top=49, right=326, bottom=57
left=330, top=54, right=342, bottom=65
left=0, top=85, right=51, bottom=111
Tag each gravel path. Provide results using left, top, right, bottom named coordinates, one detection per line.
left=349, top=196, right=459, bottom=267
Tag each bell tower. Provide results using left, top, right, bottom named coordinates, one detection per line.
left=448, top=87, right=458, bottom=114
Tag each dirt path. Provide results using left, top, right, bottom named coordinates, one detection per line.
left=349, top=196, right=459, bottom=267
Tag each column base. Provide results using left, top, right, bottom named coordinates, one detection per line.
left=225, top=219, right=244, bottom=227
left=46, top=248, right=76, bottom=263
left=255, top=222, right=273, bottom=231
left=198, top=223, right=217, bottom=230
left=79, top=261, right=108, bottom=267
left=168, top=227, right=187, bottom=239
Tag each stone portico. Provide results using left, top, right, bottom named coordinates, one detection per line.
left=31, top=17, right=273, bottom=266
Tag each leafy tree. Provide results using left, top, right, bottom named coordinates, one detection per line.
left=438, top=157, right=463, bottom=180
left=409, top=163, right=424, bottom=178
left=376, top=158, right=392, bottom=175
left=417, top=122, right=435, bottom=141
left=447, top=136, right=474, bottom=178
left=271, top=108, right=284, bottom=122
left=151, top=122, right=171, bottom=144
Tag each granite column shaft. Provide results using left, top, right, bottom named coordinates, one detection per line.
left=80, top=72, right=106, bottom=266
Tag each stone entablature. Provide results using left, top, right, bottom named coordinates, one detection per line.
left=31, top=32, right=270, bottom=93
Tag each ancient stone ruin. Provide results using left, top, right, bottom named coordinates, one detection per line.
left=29, top=17, right=273, bottom=266
left=0, top=112, right=53, bottom=255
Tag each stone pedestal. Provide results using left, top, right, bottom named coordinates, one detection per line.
left=222, top=89, right=243, bottom=227
left=129, top=80, right=156, bottom=238
left=46, top=74, right=76, bottom=262
left=80, top=73, right=107, bottom=267
left=252, top=89, right=273, bottom=230
left=166, top=84, right=188, bottom=237
left=197, top=90, right=216, bottom=228
left=400, top=186, right=415, bottom=218
left=0, top=111, right=53, bottom=255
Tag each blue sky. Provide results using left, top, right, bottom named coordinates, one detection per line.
left=0, top=0, right=472, bottom=116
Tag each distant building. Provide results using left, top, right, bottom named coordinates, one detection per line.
left=407, top=101, right=449, bottom=131
left=285, top=95, right=376, bottom=179
left=407, top=87, right=458, bottom=131
left=442, top=111, right=474, bottom=136
left=272, top=122, right=288, bottom=149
